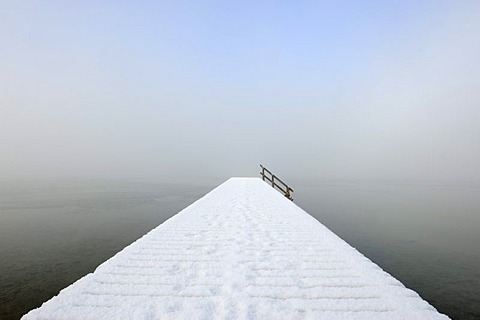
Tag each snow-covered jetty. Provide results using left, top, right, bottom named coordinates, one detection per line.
left=23, top=178, right=448, bottom=319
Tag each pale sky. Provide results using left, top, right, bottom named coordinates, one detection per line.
left=1, top=1, right=480, bottom=183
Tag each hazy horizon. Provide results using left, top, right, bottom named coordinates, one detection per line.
left=2, top=1, right=480, bottom=184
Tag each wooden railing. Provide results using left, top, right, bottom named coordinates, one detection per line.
left=260, top=164, right=294, bottom=201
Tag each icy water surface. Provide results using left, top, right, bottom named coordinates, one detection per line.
left=0, top=178, right=479, bottom=319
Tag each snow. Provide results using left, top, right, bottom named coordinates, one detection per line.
left=22, top=177, right=449, bottom=319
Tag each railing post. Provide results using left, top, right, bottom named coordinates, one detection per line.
left=285, top=188, right=291, bottom=200
left=272, top=175, right=275, bottom=187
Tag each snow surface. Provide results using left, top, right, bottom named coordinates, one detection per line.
left=23, top=178, right=449, bottom=320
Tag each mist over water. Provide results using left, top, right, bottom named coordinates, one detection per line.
left=1, top=2, right=480, bottom=319
left=1, top=1, right=480, bottom=184
left=0, top=178, right=478, bottom=319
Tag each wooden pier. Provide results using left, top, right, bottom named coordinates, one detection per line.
left=23, top=178, right=449, bottom=319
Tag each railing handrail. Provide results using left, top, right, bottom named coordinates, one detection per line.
left=260, top=164, right=294, bottom=200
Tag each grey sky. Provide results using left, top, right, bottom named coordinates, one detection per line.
left=1, top=1, right=479, bottom=184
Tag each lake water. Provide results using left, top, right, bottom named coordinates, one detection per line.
left=0, top=179, right=479, bottom=319
left=292, top=179, right=480, bottom=320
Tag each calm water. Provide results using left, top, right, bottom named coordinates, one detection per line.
left=0, top=179, right=213, bottom=320
left=293, top=179, right=480, bottom=320
left=1, top=179, right=479, bottom=319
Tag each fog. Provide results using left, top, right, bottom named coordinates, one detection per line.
left=1, top=1, right=480, bottom=184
